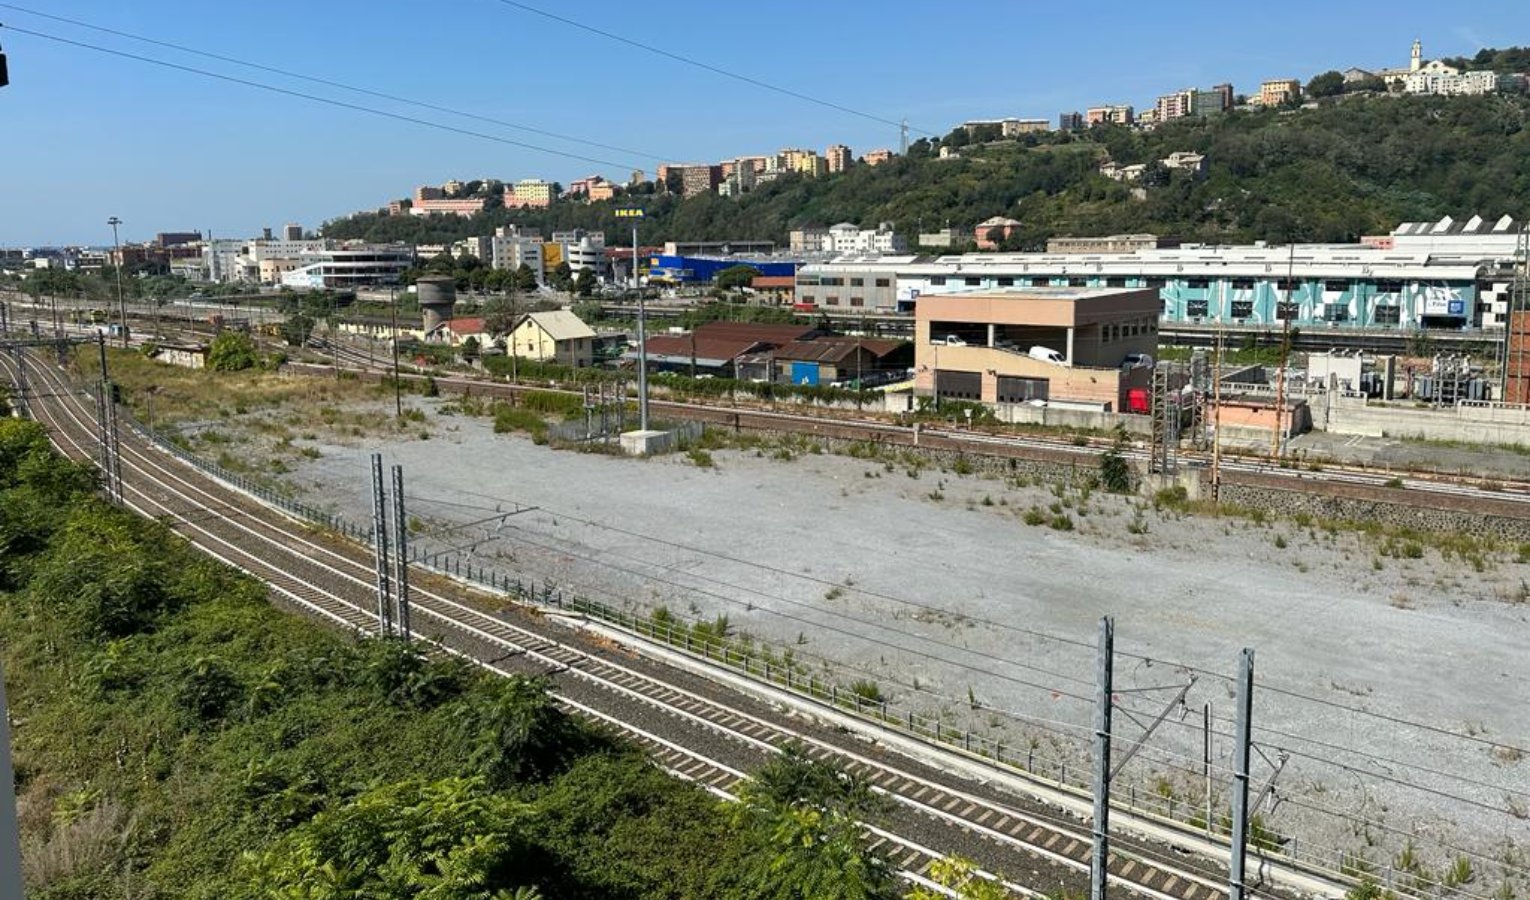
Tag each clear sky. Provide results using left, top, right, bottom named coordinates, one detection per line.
left=0, top=0, right=1525, bottom=246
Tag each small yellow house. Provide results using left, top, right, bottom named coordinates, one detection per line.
left=506, top=309, right=596, bottom=367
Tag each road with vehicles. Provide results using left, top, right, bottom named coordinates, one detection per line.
left=0, top=342, right=1351, bottom=900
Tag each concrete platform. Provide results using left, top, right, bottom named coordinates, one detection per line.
left=620, top=429, right=674, bottom=456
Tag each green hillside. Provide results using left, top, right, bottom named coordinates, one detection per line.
left=322, top=89, right=1530, bottom=251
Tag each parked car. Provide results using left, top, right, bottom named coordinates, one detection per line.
left=932, top=335, right=967, bottom=346
left=1121, top=352, right=1155, bottom=370
left=1028, top=345, right=1065, bottom=364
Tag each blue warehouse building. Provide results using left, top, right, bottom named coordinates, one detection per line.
left=648, top=254, right=799, bottom=285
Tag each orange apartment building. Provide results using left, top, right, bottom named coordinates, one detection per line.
left=913, top=287, right=1159, bottom=409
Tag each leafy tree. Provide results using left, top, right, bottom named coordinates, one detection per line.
left=454, top=677, right=579, bottom=788
left=1306, top=70, right=1345, bottom=99
left=360, top=637, right=466, bottom=709
left=1098, top=423, right=1133, bottom=494
left=513, top=263, right=540, bottom=293
left=28, top=509, right=175, bottom=639
left=279, top=312, right=316, bottom=347
left=730, top=744, right=895, bottom=899
left=243, top=778, right=541, bottom=899
left=482, top=295, right=521, bottom=338
left=177, top=654, right=243, bottom=723
left=573, top=269, right=598, bottom=298
left=208, top=330, right=260, bottom=371
left=716, top=264, right=762, bottom=291
left=548, top=261, right=574, bottom=293
left=740, top=743, right=885, bottom=819
left=462, top=335, right=482, bottom=360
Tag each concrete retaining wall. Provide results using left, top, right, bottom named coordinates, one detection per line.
left=1312, top=394, right=1530, bottom=446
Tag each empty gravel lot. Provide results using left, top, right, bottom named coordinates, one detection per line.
left=265, top=401, right=1530, bottom=883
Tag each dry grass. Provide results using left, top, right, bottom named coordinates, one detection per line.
left=79, top=348, right=392, bottom=431
left=20, top=797, right=130, bottom=888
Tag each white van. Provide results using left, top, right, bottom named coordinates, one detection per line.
left=1028, top=346, right=1065, bottom=364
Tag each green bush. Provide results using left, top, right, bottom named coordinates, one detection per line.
left=207, top=330, right=260, bottom=371
left=492, top=404, right=549, bottom=440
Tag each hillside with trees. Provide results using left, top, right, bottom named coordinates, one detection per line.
left=0, top=417, right=923, bottom=899
left=322, top=85, right=1530, bottom=252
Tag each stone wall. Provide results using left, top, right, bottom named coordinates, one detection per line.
left=1215, top=473, right=1530, bottom=541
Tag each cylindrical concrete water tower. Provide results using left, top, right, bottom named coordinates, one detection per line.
left=416, top=277, right=458, bottom=332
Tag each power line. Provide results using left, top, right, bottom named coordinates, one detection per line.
left=474, top=510, right=1100, bottom=705
left=1277, top=795, right=1530, bottom=882
left=487, top=0, right=935, bottom=138
left=1257, top=682, right=1530, bottom=758
left=413, top=488, right=1106, bottom=660
left=1, top=24, right=644, bottom=172
left=1254, top=741, right=1525, bottom=819
left=405, top=491, right=1099, bottom=691
left=0, top=3, right=668, bottom=163
left=1119, top=693, right=1530, bottom=805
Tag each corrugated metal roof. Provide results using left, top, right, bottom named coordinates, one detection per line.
left=637, top=335, right=768, bottom=364
left=772, top=338, right=904, bottom=364
left=693, top=321, right=818, bottom=345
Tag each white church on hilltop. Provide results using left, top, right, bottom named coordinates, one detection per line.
left=1345, top=40, right=1518, bottom=96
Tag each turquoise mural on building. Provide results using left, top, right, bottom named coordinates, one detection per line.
left=918, top=272, right=1477, bottom=330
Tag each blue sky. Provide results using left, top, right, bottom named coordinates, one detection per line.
left=0, top=0, right=1525, bottom=246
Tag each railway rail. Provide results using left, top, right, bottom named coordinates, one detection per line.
left=0, top=346, right=1344, bottom=900
left=292, top=346, right=1530, bottom=514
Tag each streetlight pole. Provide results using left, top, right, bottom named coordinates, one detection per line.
left=107, top=216, right=128, bottom=348
left=617, top=207, right=649, bottom=431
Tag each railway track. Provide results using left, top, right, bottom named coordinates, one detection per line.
left=4, top=347, right=1336, bottom=900
left=301, top=349, right=1530, bottom=511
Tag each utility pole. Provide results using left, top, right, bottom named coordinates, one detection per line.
left=1091, top=616, right=1115, bottom=900
left=1203, top=701, right=1214, bottom=836
left=1229, top=648, right=1255, bottom=900
left=616, top=207, right=650, bottom=430
left=0, top=659, right=25, bottom=900
left=107, top=216, right=128, bottom=348
left=1212, top=323, right=1223, bottom=503
left=369, top=453, right=393, bottom=635
left=95, top=335, right=121, bottom=504
left=1271, top=244, right=1294, bottom=456
left=389, top=285, right=403, bottom=418
left=391, top=464, right=412, bottom=641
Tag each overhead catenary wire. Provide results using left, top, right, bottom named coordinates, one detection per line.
left=404, top=500, right=1245, bottom=789
left=474, top=511, right=1101, bottom=705
left=406, top=486, right=1245, bottom=685
left=1, top=24, right=645, bottom=172
left=410, top=488, right=1109, bottom=658
left=1276, top=795, right=1530, bottom=882
left=487, top=0, right=936, bottom=137
left=0, top=3, right=669, bottom=164
left=401, top=505, right=1104, bottom=736
left=1110, top=690, right=1530, bottom=806
left=1257, top=681, right=1530, bottom=758
left=403, top=491, right=1100, bottom=691
left=1251, top=740, right=1526, bottom=819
